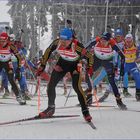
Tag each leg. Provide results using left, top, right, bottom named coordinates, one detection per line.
left=47, top=69, right=66, bottom=106
left=85, top=72, right=92, bottom=93
left=0, top=70, right=5, bottom=93
left=2, top=70, right=10, bottom=98
left=4, top=61, right=26, bottom=105
left=71, top=71, right=92, bottom=122
left=19, top=73, right=31, bottom=100
left=84, top=72, right=93, bottom=105
left=123, top=72, right=131, bottom=97
left=130, top=64, right=140, bottom=101
left=93, top=68, right=109, bottom=102
left=103, top=61, right=127, bottom=110
left=39, top=67, right=66, bottom=118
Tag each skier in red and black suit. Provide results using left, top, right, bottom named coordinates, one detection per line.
left=36, top=27, right=93, bottom=122
left=85, top=32, right=127, bottom=110
left=0, top=32, right=26, bottom=105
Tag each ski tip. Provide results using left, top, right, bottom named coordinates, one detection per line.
left=87, top=121, right=97, bottom=130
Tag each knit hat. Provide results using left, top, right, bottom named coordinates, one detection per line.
left=101, top=32, right=111, bottom=41
left=0, top=32, right=8, bottom=40
left=60, top=27, right=73, bottom=40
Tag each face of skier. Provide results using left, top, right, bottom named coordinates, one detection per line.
left=115, top=35, right=123, bottom=43
left=100, top=38, right=108, bottom=46
left=59, top=39, right=72, bottom=48
left=125, top=37, right=133, bottom=47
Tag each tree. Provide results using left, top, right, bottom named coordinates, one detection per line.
left=7, top=0, right=140, bottom=57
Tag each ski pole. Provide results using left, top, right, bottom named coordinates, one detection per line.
left=64, top=86, right=72, bottom=106
left=89, top=75, right=102, bottom=118
left=88, top=74, right=100, bottom=106
left=37, top=77, right=41, bottom=114
left=93, top=86, right=100, bottom=108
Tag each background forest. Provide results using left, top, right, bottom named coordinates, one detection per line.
left=7, top=0, right=140, bottom=59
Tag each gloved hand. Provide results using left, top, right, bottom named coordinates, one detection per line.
left=81, top=48, right=87, bottom=55
left=87, top=67, right=93, bottom=77
left=36, top=65, right=45, bottom=76
left=15, top=68, right=21, bottom=80
left=120, top=64, right=124, bottom=76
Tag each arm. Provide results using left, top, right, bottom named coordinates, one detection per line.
left=110, top=39, right=125, bottom=64
left=36, top=39, right=59, bottom=76
left=85, top=36, right=100, bottom=50
left=135, top=45, right=140, bottom=63
left=41, top=39, right=59, bottom=66
left=112, top=44, right=125, bottom=64
left=76, top=41, right=93, bottom=68
left=10, top=44, right=22, bottom=67
left=111, top=40, right=125, bottom=76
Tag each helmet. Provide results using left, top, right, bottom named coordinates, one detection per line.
left=114, top=28, right=123, bottom=36
left=125, top=34, right=133, bottom=40
left=9, top=34, right=15, bottom=41
left=101, top=32, right=111, bottom=41
left=0, top=32, right=8, bottom=40
left=60, top=27, right=73, bottom=40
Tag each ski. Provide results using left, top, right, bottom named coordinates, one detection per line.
left=89, top=104, right=115, bottom=108
left=56, top=105, right=77, bottom=109
left=76, top=104, right=115, bottom=108
left=87, top=121, right=97, bottom=130
left=0, top=115, right=80, bottom=126
left=127, top=109, right=140, bottom=112
left=0, top=102, right=36, bottom=106
left=115, top=107, right=140, bottom=112
left=56, top=104, right=115, bottom=110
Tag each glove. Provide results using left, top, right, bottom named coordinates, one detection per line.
left=87, top=67, right=93, bottom=77
left=15, top=68, right=21, bottom=80
left=120, top=64, right=124, bottom=77
left=81, top=48, right=87, bottom=55
left=77, top=62, right=82, bottom=73
left=36, top=65, right=45, bottom=76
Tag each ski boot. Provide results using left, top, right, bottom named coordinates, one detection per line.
left=136, top=89, right=140, bottom=101
left=86, top=94, right=92, bottom=106
left=116, top=97, right=127, bottom=110
left=82, top=109, right=92, bottom=122
left=39, top=105, right=55, bottom=118
left=98, top=91, right=109, bottom=102
left=123, top=88, right=131, bottom=97
left=24, top=94, right=31, bottom=100
left=23, top=91, right=32, bottom=100
left=16, top=95, right=26, bottom=105
left=2, top=89, right=10, bottom=98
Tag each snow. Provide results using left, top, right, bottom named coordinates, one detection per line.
left=40, top=14, right=53, bottom=53
left=0, top=85, right=140, bottom=139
